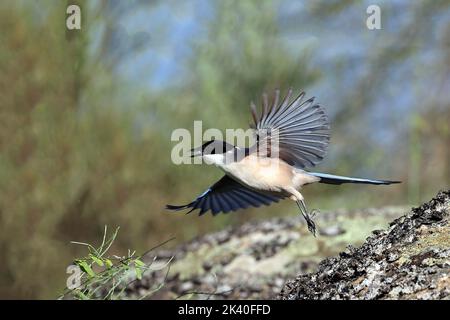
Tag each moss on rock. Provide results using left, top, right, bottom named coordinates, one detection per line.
left=279, top=190, right=450, bottom=300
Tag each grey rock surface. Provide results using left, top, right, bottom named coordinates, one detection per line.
left=122, top=191, right=449, bottom=300
left=279, top=190, right=450, bottom=300
left=125, top=205, right=406, bottom=299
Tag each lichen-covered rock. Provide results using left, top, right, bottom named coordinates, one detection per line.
left=124, top=205, right=406, bottom=299
left=279, top=190, right=450, bottom=300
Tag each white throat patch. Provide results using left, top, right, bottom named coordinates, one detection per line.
left=202, top=149, right=238, bottom=167
left=202, top=153, right=226, bottom=166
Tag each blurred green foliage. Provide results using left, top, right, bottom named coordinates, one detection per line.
left=0, top=0, right=448, bottom=298
left=59, top=226, right=171, bottom=300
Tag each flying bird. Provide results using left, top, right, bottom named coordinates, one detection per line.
left=166, top=89, right=400, bottom=235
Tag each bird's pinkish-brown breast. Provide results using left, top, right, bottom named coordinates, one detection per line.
left=222, top=155, right=296, bottom=192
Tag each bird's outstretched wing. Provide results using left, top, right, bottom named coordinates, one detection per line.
left=250, top=88, right=330, bottom=169
left=166, top=175, right=283, bottom=216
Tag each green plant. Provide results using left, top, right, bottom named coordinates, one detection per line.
left=59, top=226, right=174, bottom=300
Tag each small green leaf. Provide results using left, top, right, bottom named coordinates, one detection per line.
left=105, top=259, right=113, bottom=268
left=89, top=254, right=104, bottom=267
left=77, top=260, right=95, bottom=277
left=134, top=259, right=146, bottom=280
left=135, top=266, right=142, bottom=280
left=134, top=259, right=145, bottom=267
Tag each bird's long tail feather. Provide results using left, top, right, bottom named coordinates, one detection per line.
left=308, top=172, right=401, bottom=185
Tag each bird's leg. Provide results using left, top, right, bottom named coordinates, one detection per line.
left=296, top=199, right=317, bottom=236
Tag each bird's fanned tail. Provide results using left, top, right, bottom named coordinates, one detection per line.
left=308, top=172, right=401, bottom=185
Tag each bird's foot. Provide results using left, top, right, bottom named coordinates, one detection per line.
left=304, top=209, right=320, bottom=237
left=296, top=200, right=320, bottom=237
left=305, top=214, right=316, bottom=236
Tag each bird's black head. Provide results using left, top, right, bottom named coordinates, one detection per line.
left=190, top=140, right=235, bottom=157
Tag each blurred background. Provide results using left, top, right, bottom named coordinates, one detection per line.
left=0, top=0, right=449, bottom=299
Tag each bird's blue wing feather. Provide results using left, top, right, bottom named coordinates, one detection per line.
left=166, top=175, right=283, bottom=216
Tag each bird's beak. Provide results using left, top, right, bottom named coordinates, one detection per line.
left=190, top=146, right=202, bottom=158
